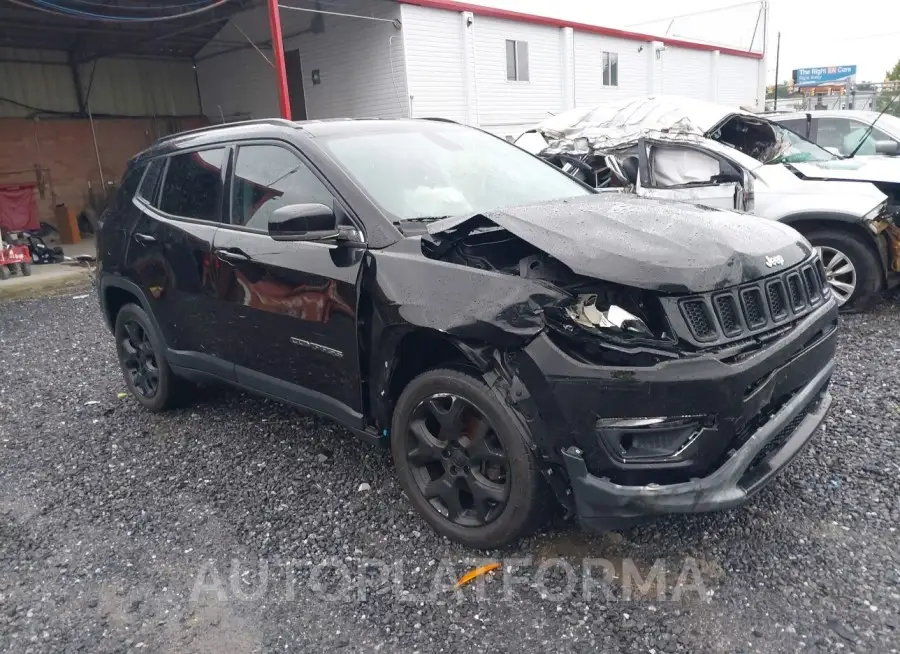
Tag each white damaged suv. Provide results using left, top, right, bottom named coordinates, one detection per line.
left=517, top=96, right=900, bottom=309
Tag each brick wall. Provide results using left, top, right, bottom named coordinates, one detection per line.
left=0, top=116, right=207, bottom=226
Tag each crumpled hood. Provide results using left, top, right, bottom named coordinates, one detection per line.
left=427, top=195, right=812, bottom=294
left=789, top=157, right=900, bottom=185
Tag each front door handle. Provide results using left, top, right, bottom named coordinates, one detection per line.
left=215, top=248, right=251, bottom=265
left=133, top=232, right=156, bottom=245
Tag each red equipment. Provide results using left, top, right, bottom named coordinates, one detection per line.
left=0, top=231, right=33, bottom=281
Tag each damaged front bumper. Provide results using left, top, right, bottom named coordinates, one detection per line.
left=509, top=296, right=838, bottom=529
left=562, top=364, right=831, bottom=527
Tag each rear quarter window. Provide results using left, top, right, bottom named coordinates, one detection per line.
left=137, top=158, right=165, bottom=205
left=108, top=163, right=145, bottom=215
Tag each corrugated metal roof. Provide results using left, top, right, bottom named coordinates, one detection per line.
left=0, top=51, right=200, bottom=117
left=78, top=58, right=200, bottom=117
left=0, top=48, right=78, bottom=117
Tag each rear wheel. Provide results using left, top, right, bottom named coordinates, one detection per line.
left=20, top=262, right=32, bottom=276
left=114, top=303, right=185, bottom=411
left=0, top=266, right=9, bottom=280
left=802, top=228, right=882, bottom=309
left=391, top=368, right=548, bottom=549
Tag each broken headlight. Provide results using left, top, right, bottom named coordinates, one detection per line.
left=545, top=290, right=678, bottom=366
left=565, top=294, right=654, bottom=337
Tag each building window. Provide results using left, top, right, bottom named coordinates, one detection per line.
left=603, top=51, right=619, bottom=87
left=506, top=40, right=529, bottom=81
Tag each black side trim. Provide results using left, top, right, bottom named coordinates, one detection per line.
left=167, top=349, right=235, bottom=381
left=235, top=365, right=366, bottom=432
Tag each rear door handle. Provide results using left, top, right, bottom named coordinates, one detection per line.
left=133, top=232, right=156, bottom=245
left=215, top=248, right=251, bottom=264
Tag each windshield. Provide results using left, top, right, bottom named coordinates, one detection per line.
left=319, top=123, right=592, bottom=221
left=767, top=122, right=838, bottom=164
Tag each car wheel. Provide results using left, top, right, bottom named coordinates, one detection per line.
left=391, top=368, right=548, bottom=549
left=114, top=303, right=183, bottom=411
left=20, top=262, right=32, bottom=277
left=803, top=228, right=882, bottom=309
left=0, top=266, right=10, bottom=280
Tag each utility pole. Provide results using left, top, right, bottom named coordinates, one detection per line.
left=773, top=31, right=781, bottom=110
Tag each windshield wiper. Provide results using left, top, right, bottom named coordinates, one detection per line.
left=395, top=216, right=450, bottom=224
left=848, top=93, right=900, bottom=158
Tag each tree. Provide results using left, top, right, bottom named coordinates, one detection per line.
left=887, top=60, right=900, bottom=82
left=766, top=80, right=797, bottom=100
left=876, top=59, right=900, bottom=116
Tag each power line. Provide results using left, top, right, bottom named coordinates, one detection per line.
left=56, top=0, right=214, bottom=8
left=625, top=1, right=761, bottom=28
left=6, top=0, right=232, bottom=22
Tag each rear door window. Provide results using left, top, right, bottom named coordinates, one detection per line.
left=158, top=149, right=226, bottom=222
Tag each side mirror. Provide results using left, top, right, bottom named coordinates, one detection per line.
left=711, top=170, right=742, bottom=185
left=875, top=140, right=899, bottom=155
left=268, top=203, right=339, bottom=242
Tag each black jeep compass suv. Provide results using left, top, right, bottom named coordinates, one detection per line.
left=96, top=118, right=839, bottom=549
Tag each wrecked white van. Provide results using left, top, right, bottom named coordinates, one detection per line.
left=517, top=96, right=900, bottom=308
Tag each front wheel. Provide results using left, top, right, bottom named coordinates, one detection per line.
left=20, top=262, right=32, bottom=276
left=802, top=228, right=883, bottom=309
left=391, top=368, right=548, bottom=549
left=0, top=266, right=10, bottom=280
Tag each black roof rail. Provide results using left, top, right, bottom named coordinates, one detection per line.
left=153, top=118, right=297, bottom=145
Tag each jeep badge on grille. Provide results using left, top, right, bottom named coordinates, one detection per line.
left=765, top=255, right=785, bottom=268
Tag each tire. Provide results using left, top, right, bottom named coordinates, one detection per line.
left=20, top=262, right=32, bottom=277
left=0, top=266, right=9, bottom=281
left=802, top=227, right=883, bottom=310
left=114, top=303, right=186, bottom=411
left=391, top=368, right=548, bottom=549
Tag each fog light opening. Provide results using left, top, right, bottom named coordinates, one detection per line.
left=596, top=415, right=710, bottom=461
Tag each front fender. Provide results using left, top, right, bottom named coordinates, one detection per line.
left=778, top=211, right=883, bottom=246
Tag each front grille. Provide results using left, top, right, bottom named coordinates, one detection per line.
left=766, top=280, right=788, bottom=320
left=713, top=294, right=741, bottom=335
left=675, top=258, right=828, bottom=344
left=681, top=299, right=715, bottom=338
left=787, top=273, right=805, bottom=310
left=741, top=288, right=766, bottom=328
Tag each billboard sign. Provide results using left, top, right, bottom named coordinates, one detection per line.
left=792, top=65, right=857, bottom=88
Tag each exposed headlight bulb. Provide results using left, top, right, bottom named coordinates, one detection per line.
left=566, top=294, right=653, bottom=336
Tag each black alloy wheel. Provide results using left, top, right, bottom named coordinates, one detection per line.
left=405, top=393, right=510, bottom=527
left=392, top=369, right=549, bottom=549
left=119, top=320, right=160, bottom=399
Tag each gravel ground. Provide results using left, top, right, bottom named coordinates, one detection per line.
left=1, top=290, right=898, bottom=654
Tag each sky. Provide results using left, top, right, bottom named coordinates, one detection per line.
left=471, top=0, right=900, bottom=83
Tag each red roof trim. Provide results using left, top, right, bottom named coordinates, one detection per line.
left=396, top=0, right=764, bottom=60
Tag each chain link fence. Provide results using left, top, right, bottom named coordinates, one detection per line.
left=766, top=81, right=900, bottom=113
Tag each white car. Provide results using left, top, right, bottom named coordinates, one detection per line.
left=516, top=96, right=900, bottom=308
left=768, top=110, right=900, bottom=158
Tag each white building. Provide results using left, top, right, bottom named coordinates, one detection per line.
left=196, top=0, right=767, bottom=139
